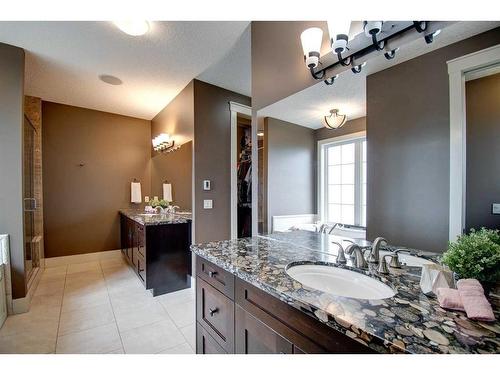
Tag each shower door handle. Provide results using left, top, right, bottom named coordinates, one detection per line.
left=23, top=198, right=37, bottom=211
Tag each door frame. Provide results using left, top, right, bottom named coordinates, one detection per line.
left=447, top=44, right=500, bottom=241
left=229, top=102, right=252, bottom=240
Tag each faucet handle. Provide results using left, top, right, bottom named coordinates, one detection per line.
left=332, top=242, right=346, bottom=264
left=378, top=255, right=390, bottom=274
left=386, top=253, right=402, bottom=269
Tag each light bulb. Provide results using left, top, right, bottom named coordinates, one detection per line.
left=300, top=27, right=323, bottom=68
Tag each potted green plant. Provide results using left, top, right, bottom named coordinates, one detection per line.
left=149, top=198, right=170, bottom=212
left=441, top=228, right=500, bottom=292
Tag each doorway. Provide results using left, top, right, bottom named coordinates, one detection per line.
left=465, top=70, right=500, bottom=231
left=229, top=102, right=252, bottom=239
left=448, top=44, right=500, bottom=239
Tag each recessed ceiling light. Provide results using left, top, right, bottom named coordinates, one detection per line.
left=114, top=20, right=150, bottom=36
left=99, top=74, right=123, bottom=85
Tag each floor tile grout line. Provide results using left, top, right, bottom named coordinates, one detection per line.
left=53, top=265, right=68, bottom=354
left=101, top=259, right=126, bottom=354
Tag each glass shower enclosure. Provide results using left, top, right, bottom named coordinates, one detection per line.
left=23, top=114, right=39, bottom=283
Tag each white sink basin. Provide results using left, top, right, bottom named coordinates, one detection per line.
left=286, top=264, right=395, bottom=300
left=380, top=251, right=434, bottom=267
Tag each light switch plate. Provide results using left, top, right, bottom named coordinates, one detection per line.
left=145, top=196, right=150, bottom=203
left=203, top=199, right=213, bottom=209
left=203, top=180, right=211, bottom=191
left=492, top=203, right=500, bottom=215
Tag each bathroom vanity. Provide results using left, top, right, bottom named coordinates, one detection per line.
left=191, top=231, right=500, bottom=354
left=120, top=209, right=192, bottom=296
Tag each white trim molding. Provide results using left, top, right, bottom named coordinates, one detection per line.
left=317, top=131, right=366, bottom=224
left=447, top=44, right=500, bottom=241
left=229, top=102, right=252, bottom=240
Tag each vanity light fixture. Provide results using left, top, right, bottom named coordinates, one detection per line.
left=302, top=21, right=437, bottom=85
left=323, top=109, right=347, bottom=130
left=300, top=27, right=323, bottom=71
left=424, top=29, right=441, bottom=44
left=114, top=20, right=150, bottom=36
left=257, top=131, right=265, bottom=137
left=152, top=133, right=179, bottom=153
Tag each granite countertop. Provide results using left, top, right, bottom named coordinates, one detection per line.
left=120, top=209, right=192, bottom=226
left=190, top=231, right=500, bottom=354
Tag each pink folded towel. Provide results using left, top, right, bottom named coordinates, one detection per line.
left=457, top=279, right=495, bottom=322
left=436, top=288, right=465, bottom=311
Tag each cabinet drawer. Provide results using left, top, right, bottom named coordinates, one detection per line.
left=196, top=256, right=234, bottom=299
left=235, top=278, right=373, bottom=354
left=235, top=305, right=293, bottom=354
left=196, top=277, right=234, bottom=353
left=196, top=323, right=227, bottom=354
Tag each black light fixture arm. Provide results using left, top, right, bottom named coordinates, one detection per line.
left=309, top=66, right=326, bottom=80
left=371, top=34, right=385, bottom=51
left=324, top=74, right=338, bottom=85
left=351, top=58, right=363, bottom=74
left=413, top=21, right=427, bottom=33
left=337, top=52, right=352, bottom=66
left=384, top=48, right=397, bottom=60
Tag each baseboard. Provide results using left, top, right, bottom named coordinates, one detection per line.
left=11, top=266, right=42, bottom=315
left=45, top=249, right=123, bottom=268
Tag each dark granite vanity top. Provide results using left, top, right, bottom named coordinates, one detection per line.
left=120, top=209, right=192, bottom=226
left=190, top=231, right=500, bottom=354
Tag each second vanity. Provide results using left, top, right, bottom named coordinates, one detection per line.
left=120, top=209, right=192, bottom=296
left=191, top=231, right=500, bottom=354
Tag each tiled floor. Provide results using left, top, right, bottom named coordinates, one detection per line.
left=0, top=254, right=196, bottom=354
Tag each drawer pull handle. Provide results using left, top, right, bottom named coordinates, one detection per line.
left=208, top=307, right=219, bottom=317
left=208, top=271, right=218, bottom=278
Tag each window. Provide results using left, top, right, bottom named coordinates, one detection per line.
left=319, top=134, right=366, bottom=227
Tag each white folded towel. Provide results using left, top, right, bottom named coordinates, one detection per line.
left=0, top=234, right=9, bottom=266
left=163, top=183, right=172, bottom=202
left=131, top=182, right=142, bottom=203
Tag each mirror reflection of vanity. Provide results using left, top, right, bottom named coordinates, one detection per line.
left=256, top=54, right=500, bottom=254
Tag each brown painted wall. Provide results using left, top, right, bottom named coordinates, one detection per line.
left=193, top=80, right=251, bottom=243
left=151, top=141, right=193, bottom=211
left=251, top=21, right=329, bottom=110
left=265, top=117, right=316, bottom=232
left=0, top=42, right=25, bottom=298
left=366, top=27, right=500, bottom=252
left=42, top=102, right=151, bottom=257
left=150, top=81, right=194, bottom=212
left=465, top=73, right=500, bottom=231
left=150, top=81, right=194, bottom=156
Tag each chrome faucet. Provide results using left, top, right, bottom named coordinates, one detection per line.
left=345, top=244, right=368, bottom=269
left=331, top=241, right=346, bottom=264
left=367, top=237, right=388, bottom=264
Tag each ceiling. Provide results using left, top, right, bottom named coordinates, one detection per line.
left=0, top=21, right=250, bottom=120
left=259, top=21, right=500, bottom=129
left=197, top=24, right=251, bottom=97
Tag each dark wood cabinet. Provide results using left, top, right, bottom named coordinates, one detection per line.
left=120, top=213, right=192, bottom=296
left=196, top=278, right=235, bottom=353
left=196, top=323, right=227, bottom=354
left=195, top=255, right=375, bottom=354
left=235, top=305, right=293, bottom=354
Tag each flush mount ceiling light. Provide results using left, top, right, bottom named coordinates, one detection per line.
left=323, top=109, right=347, bottom=130
left=99, top=74, right=123, bottom=85
left=114, top=20, right=150, bottom=36
left=301, top=21, right=441, bottom=86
